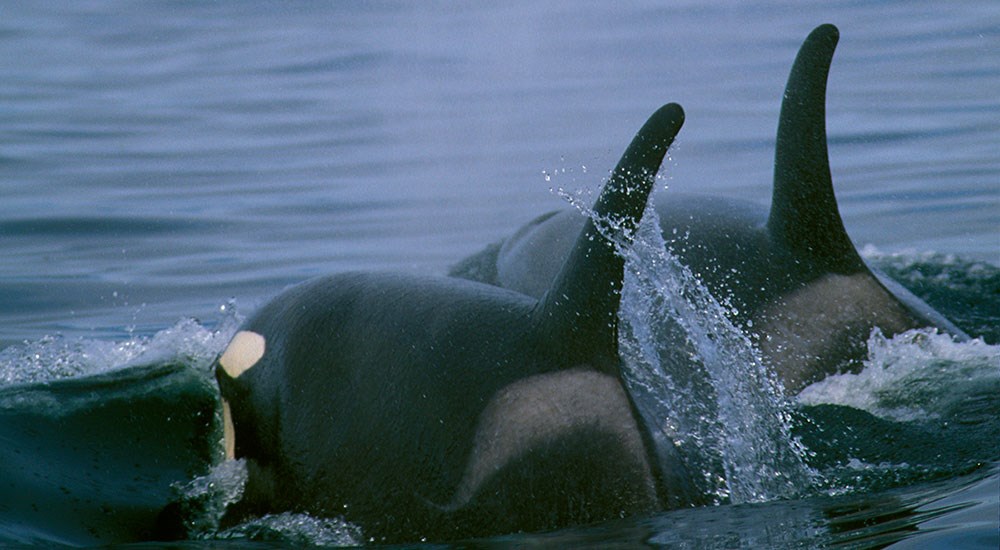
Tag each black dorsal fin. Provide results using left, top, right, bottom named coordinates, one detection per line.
left=535, top=103, right=684, bottom=365
left=767, top=24, right=865, bottom=274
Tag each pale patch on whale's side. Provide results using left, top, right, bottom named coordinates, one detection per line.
left=440, top=367, right=658, bottom=511
left=449, top=24, right=969, bottom=394
left=753, top=273, right=917, bottom=392
left=212, top=103, right=689, bottom=543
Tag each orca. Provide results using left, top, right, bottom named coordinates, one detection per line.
left=214, top=103, right=692, bottom=543
left=450, top=24, right=968, bottom=394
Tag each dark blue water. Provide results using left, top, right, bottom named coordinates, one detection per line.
left=0, top=1, right=997, bottom=547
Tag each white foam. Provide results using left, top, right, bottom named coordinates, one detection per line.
left=218, top=511, right=363, bottom=546
left=797, top=329, right=999, bottom=421
left=0, top=301, right=243, bottom=387
left=172, top=459, right=364, bottom=545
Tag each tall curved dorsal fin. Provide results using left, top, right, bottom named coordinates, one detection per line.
left=767, top=24, right=865, bottom=274
left=535, top=103, right=684, bottom=365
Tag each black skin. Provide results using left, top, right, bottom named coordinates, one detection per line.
left=451, top=24, right=967, bottom=393
left=217, top=104, right=691, bottom=543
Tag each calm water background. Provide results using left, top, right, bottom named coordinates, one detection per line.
left=0, top=1, right=997, bottom=548
left=0, top=0, right=996, bottom=344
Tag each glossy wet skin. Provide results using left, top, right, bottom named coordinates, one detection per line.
left=215, top=104, right=691, bottom=542
left=482, top=192, right=942, bottom=392
left=451, top=25, right=967, bottom=394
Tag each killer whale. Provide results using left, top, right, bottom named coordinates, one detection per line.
left=450, top=24, right=968, bottom=393
left=214, top=103, right=689, bottom=542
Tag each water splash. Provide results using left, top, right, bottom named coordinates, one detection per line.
left=613, top=205, right=814, bottom=504
left=166, top=459, right=249, bottom=537
left=553, top=181, right=814, bottom=503
left=793, top=328, right=999, bottom=498
left=798, top=329, right=1000, bottom=422
left=0, top=299, right=242, bottom=387
left=218, top=512, right=363, bottom=547
left=169, top=459, right=362, bottom=546
left=863, top=246, right=1000, bottom=344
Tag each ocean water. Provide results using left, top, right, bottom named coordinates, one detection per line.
left=0, top=1, right=997, bottom=547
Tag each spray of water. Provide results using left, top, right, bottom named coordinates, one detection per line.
left=619, top=211, right=815, bottom=503
left=558, top=181, right=815, bottom=504
left=0, top=300, right=242, bottom=387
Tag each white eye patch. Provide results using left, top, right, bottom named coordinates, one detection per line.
left=219, top=330, right=266, bottom=378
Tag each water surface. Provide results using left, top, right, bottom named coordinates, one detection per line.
left=0, top=1, right=997, bottom=547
